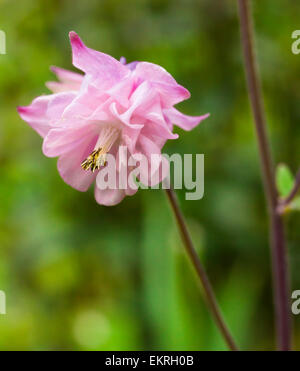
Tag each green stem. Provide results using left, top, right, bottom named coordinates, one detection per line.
left=165, top=188, right=239, bottom=351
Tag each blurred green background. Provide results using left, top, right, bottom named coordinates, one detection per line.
left=0, top=0, right=300, bottom=350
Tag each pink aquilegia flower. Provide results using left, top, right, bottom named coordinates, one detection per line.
left=18, top=32, right=209, bottom=206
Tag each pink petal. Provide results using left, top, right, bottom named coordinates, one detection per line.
left=46, top=81, right=79, bottom=94
left=17, top=96, right=53, bottom=138
left=61, top=83, right=110, bottom=124
left=46, top=66, right=83, bottom=94
left=121, top=126, right=141, bottom=154
left=18, top=92, right=77, bottom=137
left=164, top=107, right=210, bottom=131
left=94, top=186, right=126, bottom=206
left=134, top=62, right=177, bottom=85
left=46, top=91, right=77, bottom=123
left=106, top=76, right=135, bottom=108
left=110, top=102, right=144, bottom=130
left=43, top=125, right=97, bottom=157
left=134, top=134, right=169, bottom=186
left=133, top=62, right=190, bottom=106
left=95, top=166, right=138, bottom=206
left=110, top=81, right=156, bottom=127
left=50, top=66, right=84, bottom=83
left=69, top=32, right=128, bottom=88
left=57, top=134, right=98, bottom=192
left=129, top=82, right=178, bottom=139
left=151, top=81, right=190, bottom=107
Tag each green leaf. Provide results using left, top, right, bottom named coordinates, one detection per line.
left=276, top=163, right=295, bottom=198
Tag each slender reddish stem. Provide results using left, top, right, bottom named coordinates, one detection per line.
left=165, top=188, right=239, bottom=351
left=237, top=0, right=292, bottom=350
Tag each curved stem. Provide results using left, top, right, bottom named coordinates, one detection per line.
left=165, top=188, right=239, bottom=351
left=237, top=0, right=292, bottom=350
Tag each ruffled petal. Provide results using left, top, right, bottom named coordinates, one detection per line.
left=46, top=92, right=77, bottom=123
left=121, top=126, right=141, bottom=154
left=133, top=62, right=190, bottom=106
left=134, top=62, right=177, bottom=85
left=61, top=82, right=110, bottom=125
left=134, top=134, right=169, bottom=187
left=17, top=95, right=54, bottom=138
left=106, top=76, right=135, bottom=108
left=151, top=81, right=190, bottom=107
left=46, top=66, right=83, bottom=94
left=94, top=186, right=126, bottom=206
left=109, top=82, right=178, bottom=155
left=50, top=66, right=84, bottom=83
left=43, top=124, right=97, bottom=157
left=69, top=32, right=129, bottom=88
left=164, top=107, right=209, bottom=131
left=57, top=134, right=98, bottom=192
left=95, top=160, right=138, bottom=206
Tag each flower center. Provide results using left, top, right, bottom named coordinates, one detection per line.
left=81, top=126, right=120, bottom=172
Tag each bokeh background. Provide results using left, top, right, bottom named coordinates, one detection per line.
left=0, top=0, right=300, bottom=350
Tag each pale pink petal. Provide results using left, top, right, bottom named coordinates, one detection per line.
left=129, top=82, right=178, bottom=139
left=50, top=66, right=84, bottom=83
left=46, top=66, right=84, bottom=94
left=106, top=76, right=135, bottom=108
left=43, top=125, right=97, bottom=157
left=121, top=126, right=141, bottom=154
left=46, top=81, right=79, bottom=94
left=94, top=186, right=126, bottom=206
left=69, top=32, right=128, bottom=88
left=111, top=81, right=155, bottom=126
left=164, top=107, right=210, bottom=131
left=125, top=185, right=138, bottom=196
left=133, top=62, right=190, bottom=106
left=95, top=165, right=138, bottom=206
left=109, top=102, right=144, bottom=130
left=135, top=134, right=169, bottom=186
left=57, top=135, right=98, bottom=192
left=61, top=83, right=110, bottom=124
left=46, top=92, right=77, bottom=123
left=134, top=62, right=177, bottom=85
left=151, top=81, right=190, bottom=107
left=17, top=96, right=54, bottom=138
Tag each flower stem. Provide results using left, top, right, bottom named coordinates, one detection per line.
left=237, top=0, right=291, bottom=350
left=165, top=188, right=238, bottom=351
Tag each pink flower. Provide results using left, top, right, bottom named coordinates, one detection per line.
left=18, top=32, right=209, bottom=206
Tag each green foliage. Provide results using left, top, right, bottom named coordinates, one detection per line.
left=276, top=164, right=300, bottom=213
left=276, top=163, right=294, bottom=198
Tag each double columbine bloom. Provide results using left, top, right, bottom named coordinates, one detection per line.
left=18, top=32, right=208, bottom=205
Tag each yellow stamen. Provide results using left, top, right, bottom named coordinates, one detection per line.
left=81, top=148, right=107, bottom=172
left=81, top=126, right=120, bottom=172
